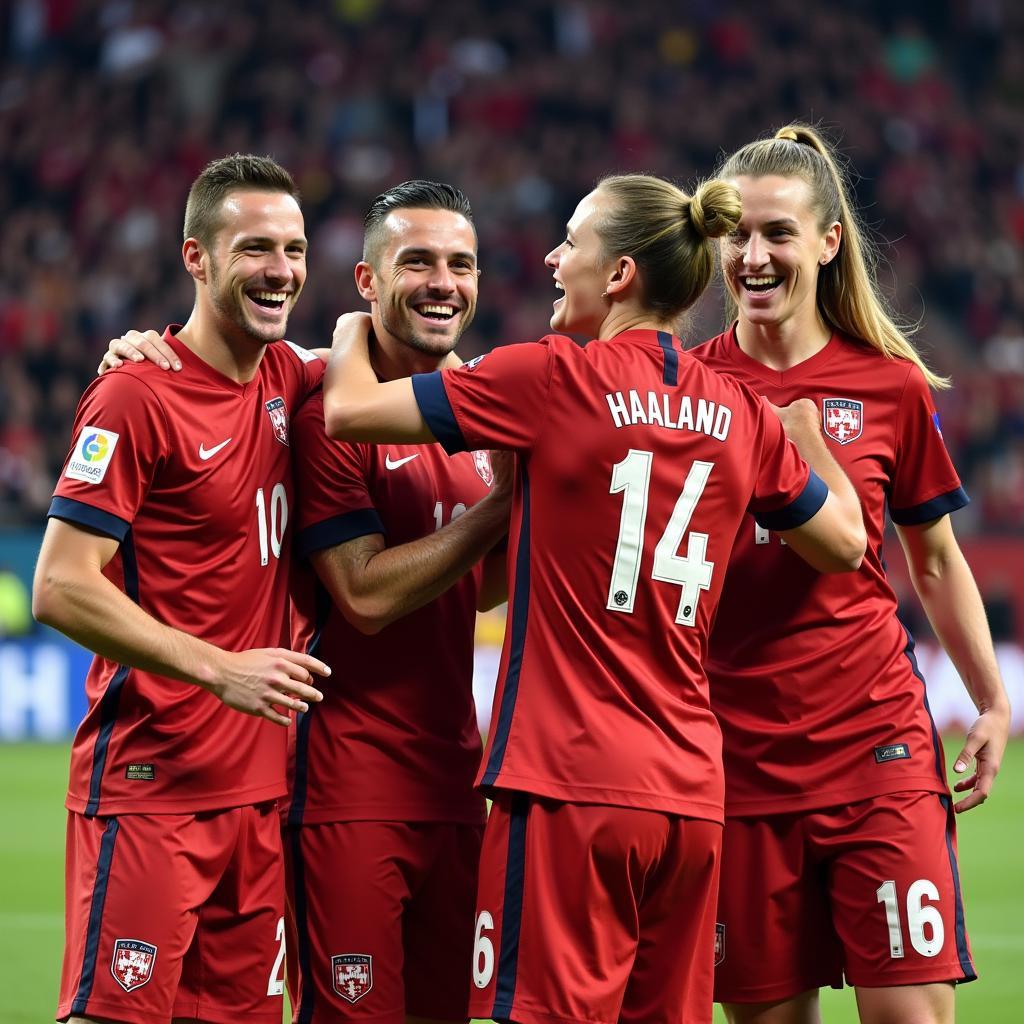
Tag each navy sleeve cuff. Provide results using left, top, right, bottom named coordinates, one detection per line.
left=412, top=372, right=468, bottom=455
left=889, top=486, right=970, bottom=526
left=755, top=469, right=829, bottom=531
left=296, top=508, right=386, bottom=559
left=48, top=496, right=130, bottom=542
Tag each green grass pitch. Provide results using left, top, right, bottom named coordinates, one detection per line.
left=0, top=741, right=1020, bottom=1022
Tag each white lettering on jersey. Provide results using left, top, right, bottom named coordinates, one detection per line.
left=605, top=391, right=731, bottom=440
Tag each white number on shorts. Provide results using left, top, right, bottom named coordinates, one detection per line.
left=876, top=879, right=944, bottom=959
left=472, top=910, right=495, bottom=989
left=267, top=915, right=286, bottom=996
left=256, top=483, right=288, bottom=566
left=606, top=451, right=715, bottom=626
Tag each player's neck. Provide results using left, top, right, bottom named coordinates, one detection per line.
left=595, top=305, right=676, bottom=342
left=735, top=309, right=832, bottom=371
left=176, top=314, right=266, bottom=384
left=369, top=327, right=448, bottom=381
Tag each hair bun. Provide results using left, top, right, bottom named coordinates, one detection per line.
left=775, top=127, right=799, bottom=142
left=689, top=179, right=742, bottom=240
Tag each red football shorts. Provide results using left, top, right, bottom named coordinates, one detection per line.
left=283, top=819, right=484, bottom=1023
left=57, top=803, right=286, bottom=1024
left=714, top=791, right=977, bottom=1004
left=469, top=792, right=723, bottom=1024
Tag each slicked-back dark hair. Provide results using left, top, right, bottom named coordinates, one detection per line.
left=183, top=153, right=299, bottom=247
left=363, top=180, right=475, bottom=264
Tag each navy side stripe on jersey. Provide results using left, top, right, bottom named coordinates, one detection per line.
left=939, top=795, right=978, bottom=981
left=70, top=817, right=120, bottom=1015
left=481, top=462, right=532, bottom=786
left=900, top=623, right=946, bottom=784
left=492, top=794, right=529, bottom=1020
left=85, top=530, right=139, bottom=817
left=754, top=469, right=828, bottom=532
left=412, top=371, right=467, bottom=454
left=657, top=331, right=679, bottom=386
left=286, top=581, right=332, bottom=828
left=296, top=508, right=386, bottom=559
left=288, top=828, right=318, bottom=1022
left=889, top=485, right=969, bottom=526
left=48, top=496, right=131, bottom=542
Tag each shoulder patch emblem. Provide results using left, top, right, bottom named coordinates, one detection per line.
left=473, top=450, right=495, bottom=486
left=822, top=398, right=863, bottom=445
left=111, top=938, right=157, bottom=992
left=332, top=953, right=372, bottom=1003
left=65, top=426, right=121, bottom=484
left=265, top=397, right=289, bottom=446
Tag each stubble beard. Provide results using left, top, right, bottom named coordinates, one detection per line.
left=208, top=259, right=287, bottom=346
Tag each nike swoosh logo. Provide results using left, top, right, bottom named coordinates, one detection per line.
left=199, top=439, right=232, bottom=460
left=384, top=453, right=420, bottom=470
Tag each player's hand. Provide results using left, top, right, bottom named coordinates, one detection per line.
left=488, top=450, right=515, bottom=501
left=767, top=398, right=820, bottom=440
left=331, top=311, right=373, bottom=346
left=951, top=703, right=1011, bottom=812
left=97, top=329, right=180, bottom=375
left=211, top=648, right=329, bottom=727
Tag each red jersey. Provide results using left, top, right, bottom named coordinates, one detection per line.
left=412, top=329, right=825, bottom=823
left=284, top=389, right=491, bottom=826
left=49, top=328, right=323, bottom=816
left=693, top=327, right=968, bottom=815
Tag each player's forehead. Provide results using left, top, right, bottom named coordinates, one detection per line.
left=566, top=189, right=605, bottom=238
left=729, top=174, right=815, bottom=228
left=215, top=189, right=306, bottom=246
left=380, top=207, right=477, bottom=262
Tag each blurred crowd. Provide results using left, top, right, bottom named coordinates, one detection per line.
left=1, top=0, right=1022, bottom=532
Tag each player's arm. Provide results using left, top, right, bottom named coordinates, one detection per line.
left=97, top=331, right=331, bottom=375
left=324, top=312, right=432, bottom=442
left=896, top=516, right=1011, bottom=811
left=310, top=491, right=510, bottom=635
left=771, top=398, right=866, bottom=572
left=33, top=519, right=328, bottom=726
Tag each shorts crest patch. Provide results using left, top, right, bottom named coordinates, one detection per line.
left=332, top=953, right=372, bottom=1003
left=65, top=425, right=121, bottom=484
left=265, top=397, right=289, bottom=446
left=715, top=922, right=725, bottom=966
left=111, top=938, right=157, bottom=992
left=874, top=742, right=910, bottom=763
left=822, top=398, right=863, bottom=445
left=474, top=450, right=495, bottom=486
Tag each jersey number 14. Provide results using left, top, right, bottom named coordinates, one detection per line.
left=606, top=450, right=715, bottom=627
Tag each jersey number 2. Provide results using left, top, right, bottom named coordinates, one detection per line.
left=606, top=450, right=715, bottom=627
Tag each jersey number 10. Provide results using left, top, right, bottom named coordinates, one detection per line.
left=255, top=484, right=288, bottom=566
left=606, top=450, right=715, bottom=627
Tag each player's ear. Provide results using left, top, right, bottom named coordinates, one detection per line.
left=354, top=261, right=377, bottom=302
left=604, top=255, right=637, bottom=298
left=183, top=238, right=207, bottom=283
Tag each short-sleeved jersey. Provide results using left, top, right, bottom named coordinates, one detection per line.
left=49, top=328, right=323, bottom=816
left=283, top=389, right=491, bottom=827
left=412, top=329, right=826, bottom=823
left=692, top=327, right=968, bottom=815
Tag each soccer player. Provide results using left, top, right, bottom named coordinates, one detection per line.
left=692, top=125, right=1011, bottom=1024
left=34, top=154, right=330, bottom=1024
left=97, top=180, right=512, bottom=1024
left=323, top=174, right=867, bottom=1024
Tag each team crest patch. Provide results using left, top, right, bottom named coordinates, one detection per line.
left=822, top=398, right=863, bottom=445
left=65, top=425, right=120, bottom=484
left=473, top=450, right=494, bottom=486
left=265, top=397, right=289, bottom=446
left=464, top=354, right=487, bottom=371
left=714, top=923, right=725, bottom=966
left=111, top=938, right=157, bottom=992
left=332, top=953, right=372, bottom=1003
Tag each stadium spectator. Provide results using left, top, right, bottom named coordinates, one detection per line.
left=323, top=172, right=866, bottom=1024
left=32, top=154, right=329, bottom=1024
left=694, top=124, right=1011, bottom=1024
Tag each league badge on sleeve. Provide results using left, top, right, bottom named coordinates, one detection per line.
left=332, top=953, right=373, bottom=1003
left=265, top=397, right=289, bottom=446
left=65, top=426, right=121, bottom=484
left=822, top=398, right=863, bottom=445
left=110, top=938, right=157, bottom=992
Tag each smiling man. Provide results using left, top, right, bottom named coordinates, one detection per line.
left=34, top=154, right=330, bottom=1024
